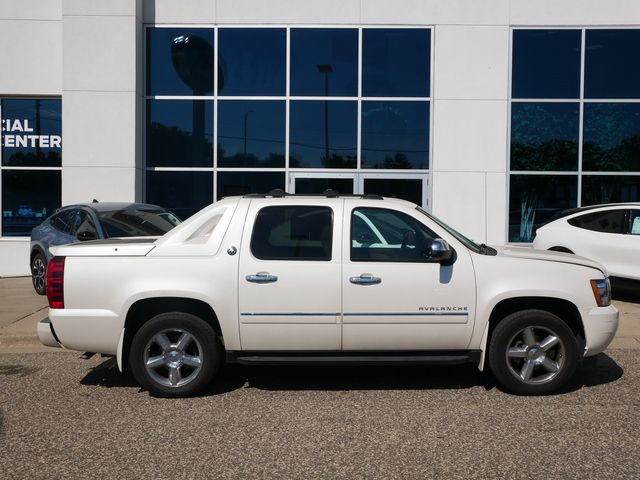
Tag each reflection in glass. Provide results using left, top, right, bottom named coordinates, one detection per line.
left=512, top=30, right=581, bottom=99
left=146, top=100, right=213, bottom=168
left=363, top=178, right=423, bottom=206
left=509, top=175, right=577, bottom=242
left=218, top=29, right=286, bottom=96
left=295, top=178, right=354, bottom=194
left=1, top=99, right=61, bottom=167
left=290, top=28, right=358, bottom=97
left=217, top=172, right=285, bottom=200
left=217, top=101, right=285, bottom=168
left=147, top=28, right=214, bottom=96
left=361, top=101, right=429, bottom=169
left=290, top=101, right=357, bottom=168
left=510, top=102, right=579, bottom=171
left=1, top=170, right=61, bottom=236
left=586, top=29, right=640, bottom=99
left=146, top=171, right=212, bottom=220
left=583, top=103, right=640, bottom=172
left=582, top=175, right=640, bottom=205
left=362, top=29, right=430, bottom=97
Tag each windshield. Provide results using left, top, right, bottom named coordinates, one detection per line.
left=415, top=206, right=482, bottom=253
left=97, top=209, right=182, bottom=238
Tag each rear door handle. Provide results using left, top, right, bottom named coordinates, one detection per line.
left=246, top=272, right=278, bottom=284
left=349, top=274, right=382, bottom=285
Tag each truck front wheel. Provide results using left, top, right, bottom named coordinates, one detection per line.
left=130, top=312, right=220, bottom=397
left=488, top=310, right=579, bottom=395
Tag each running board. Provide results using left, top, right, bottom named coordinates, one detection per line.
left=226, top=351, right=481, bottom=366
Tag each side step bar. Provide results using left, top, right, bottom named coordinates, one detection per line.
left=226, top=351, right=481, bottom=366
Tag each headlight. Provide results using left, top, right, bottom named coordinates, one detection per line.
left=590, top=278, right=611, bottom=307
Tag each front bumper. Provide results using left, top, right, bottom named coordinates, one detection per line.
left=582, top=304, right=619, bottom=356
left=37, top=318, right=62, bottom=348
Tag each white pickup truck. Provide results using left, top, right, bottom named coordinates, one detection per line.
left=39, top=193, right=619, bottom=397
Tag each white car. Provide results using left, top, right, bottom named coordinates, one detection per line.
left=533, top=203, right=640, bottom=281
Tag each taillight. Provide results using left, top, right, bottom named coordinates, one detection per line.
left=46, top=256, right=65, bottom=309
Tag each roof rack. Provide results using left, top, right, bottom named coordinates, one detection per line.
left=244, top=189, right=384, bottom=200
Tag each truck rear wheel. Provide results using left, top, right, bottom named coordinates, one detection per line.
left=130, top=312, right=220, bottom=397
left=488, top=309, right=579, bottom=395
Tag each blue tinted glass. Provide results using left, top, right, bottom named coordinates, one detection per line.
left=582, top=175, right=640, bottom=205
left=2, top=170, right=61, bottom=236
left=218, top=29, right=285, bottom=96
left=290, top=28, right=358, bottom=97
left=509, top=175, right=577, bottom=242
left=586, top=30, right=640, bottom=99
left=510, top=102, right=579, bottom=171
left=362, top=29, right=430, bottom=97
left=146, top=171, right=212, bottom=220
left=218, top=101, right=285, bottom=168
left=147, top=28, right=214, bottom=96
left=583, top=103, right=640, bottom=172
left=512, top=30, right=581, bottom=99
left=147, top=100, right=213, bottom=167
left=217, top=172, right=285, bottom=200
left=290, top=101, right=357, bottom=168
left=361, top=101, right=429, bottom=169
left=1, top=99, right=61, bottom=167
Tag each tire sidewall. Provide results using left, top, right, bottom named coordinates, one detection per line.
left=31, top=253, right=47, bottom=295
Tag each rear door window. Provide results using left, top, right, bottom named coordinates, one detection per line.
left=630, top=210, right=640, bottom=235
left=50, top=209, right=76, bottom=234
left=568, top=209, right=626, bottom=234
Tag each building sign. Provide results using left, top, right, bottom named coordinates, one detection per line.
left=1, top=119, right=62, bottom=148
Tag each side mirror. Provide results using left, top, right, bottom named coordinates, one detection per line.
left=431, top=238, right=455, bottom=265
left=77, top=230, right=97, bottom=242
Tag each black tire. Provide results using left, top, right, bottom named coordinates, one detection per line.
left=488, top=309, right=579, bottom=395
left=129, top=312, right=220, bottom=398
left=31, top=252, right=47, bottom=295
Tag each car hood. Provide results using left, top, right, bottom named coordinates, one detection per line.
left=493, top=245, right=607, bottom=275
left=50, top=237, right=157, bottom=257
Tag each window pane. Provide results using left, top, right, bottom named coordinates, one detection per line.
left=630, top=210, right=640, bottom=235
left=290, top=101, right=357, bottom=168
left=1, top=99, right=61, bottom=167
left=583, top=103, right=640, bottom=172
left=363, top=178, right=423, bottom=206
left=512, top=30, right=581, bottom=99
left=217, top=100, right=285, bottom=168
left=290, top=28, right=358, bottom=97
left=361, top=101, right=429, bottom=169
left=146, top=171, right=212, bottom=220
left=295, top=178, right=354, bottom=194
left=218, top=28, right=285, bottom=96
left=509, top=175, right=577, bottom=242
left=510, top=102, right=579, bottom=171
left=251, top=206, right=333, bottom=261
left=146, top=100, right=213, bottom=168
left=1, top=170, right=61, bottom=236
left=362, top=29, right=430, bottom=97
left=147, top=28, right=214, bottom=96
left=217, top=172, right=285, bottom=200
left=568, top=210, right=626, bottom=234
left=586, top=29, right=640, bottom=99
left=582, top=175, right=640, bottom=205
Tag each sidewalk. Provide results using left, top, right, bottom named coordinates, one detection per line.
left=0, top=276, right=639, bottom=352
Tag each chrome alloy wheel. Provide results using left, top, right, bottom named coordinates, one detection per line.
left=32, top=257, right=46, bottom=293
left=505, top=326, right=566, bottom=385
left=143, top=329, right=203, bottom=388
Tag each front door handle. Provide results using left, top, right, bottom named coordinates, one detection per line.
left=349, top=274, right=382, bottom=285
left=246, top=272, right=278, bottom=284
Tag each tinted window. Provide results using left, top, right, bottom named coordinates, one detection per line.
left=75, top=211, right=99, bottom=240
left=251, top=206, right=333, bottom=261
left=512, top=30, right=581, bottom=99
left=51, top=209, right=76, bottom=235
left=147, top=28, right=214, bottom=96
left=217, top=172, right=285, bottom=200
left=510, top=102, right=579, bottom=171
left=147, top=100, right=213, bottom=167
left=295, top=178, right=353, bottom=194
left=290, top=101, right=357, bottom=168
left=568, top=210, right=626, bottom=234
left=581, top=175, right=640, bottom=205
left=361, top=101, right=429, bottom=169
left=362, top=29, right=430, bottom=97
left=363, top=178, right=423, bottom=206
left=98, top=209, right=180, bottom=237
left=218, top=29, right=286, bottom=96
left=217, top=100, right=285, bottom=168
left=1, top=99, right=62, bottom=167
left=582, top=103, right=640, bottom=172
left=630, top=210, right=640, bottom=235
left=585, top=30, right=640, bottom=99
left=146, top=171, right=213, bottom=220
left=290, top=28, right=358, bottom=97
left=351, top=207, right=438, bottom=262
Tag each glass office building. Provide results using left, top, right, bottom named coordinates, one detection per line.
left=0, top=0, right=639, bottom=275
